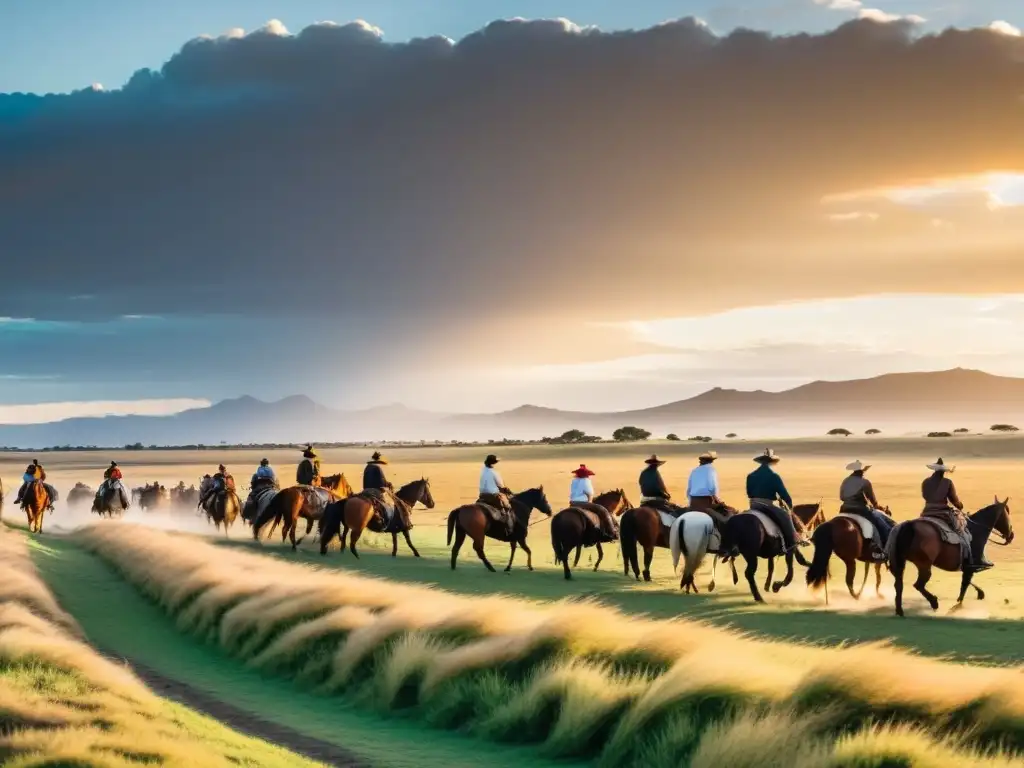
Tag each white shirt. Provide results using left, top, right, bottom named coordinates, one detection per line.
left=479, top=465, right=504, bottom=495
left=569, top=476, right=594, bottom=503
left=687, top=463, right=720, bottom=498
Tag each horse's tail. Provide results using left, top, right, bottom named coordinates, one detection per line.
left=670, top=516, right=684, bottom=572
left=252, top=495, right=276, bottom=540
left=551, top=515, right=566, bottom=566
left=620, top=510, right=639, bottom=577
left=446, top=509, right=458, bottom=547
left=805, top=521, right=833, bottom=589
left=890, top=522, right=913, bottom=578
left=682, top=518, right=711, bottom=583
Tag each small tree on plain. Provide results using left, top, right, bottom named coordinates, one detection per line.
left=953, top=428, right=969, bottom=434
left=991, top=424, right=1020, bottom=433
left=827, top=428, right=852, bottom=437
left=725, top=433, right=738, bottom=439
left=865, top=428, right=881, bottom=435
left=928, top=431, right=953, bottom=438
left=613, top=426, right=652, bottom=442
left=666, top=433, right=681, bottom=441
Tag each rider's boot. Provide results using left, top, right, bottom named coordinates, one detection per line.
left=968, top=533, right=994, bottom=572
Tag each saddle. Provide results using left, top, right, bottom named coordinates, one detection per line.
left=642, top=498, right=686, bottom=529
left=570, top=502, right=618, bottom=542
left=745, top=504, right=784, bottom=543
left=244, top=486, right=277, bottom=521
left=361, top=489, right=412, bottom=533
left=836, top=511, right=875, bottom=541
left=919, top=510, right=972, bottom=567
left=21, top=480, right=57, bottom=510
left=476, top=495, right=517, bottom=540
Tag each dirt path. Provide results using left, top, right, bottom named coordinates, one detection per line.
left=110, top=654, right=366, bottom=767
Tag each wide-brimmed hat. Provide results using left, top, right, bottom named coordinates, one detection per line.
left=370, top=451, right=388, bottom=465
left=698, top=451, right=718, bottom=462
left=485, top=454, right=499, bottom=466
left=260, top=458, right=269, bottom=466
left=302, top=444, right=318, bottom=458
left=645, top=455, right=666, bottom=466
left=927, top=458, right=955, bottom=473
left=846, top=460, right=871, bottom=472
left=572, top=464, right=596, bottom=478
left=754, top=449, right=780, bottom=464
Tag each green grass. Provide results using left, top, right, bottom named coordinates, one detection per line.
left=226, top=526, right=1024, bottom=664
left=50, top=524, right=1024, bottom=768
left=28, top=534, right=583, bottom=768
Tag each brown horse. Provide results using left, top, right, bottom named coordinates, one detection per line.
left=805, top=507, right=893, bottom=601
left=890, top=498, right=1013, bottom=617
left=22, top=481, right=50, bottom=534
left=319, top=474, right=354, bottom=495
left=448, top=487, right=553, bottom=572
left=253, top=485, right=347, bottom=550
left=550, top=489, right=633, bottom=580
left=319, top=479, right=435, bottom=558
left=206, top=491, right=241, bottom=535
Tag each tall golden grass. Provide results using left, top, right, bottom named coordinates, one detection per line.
left=76, top=523, right=1024, bottom=767
left=0, top=528, right=319, bottom=767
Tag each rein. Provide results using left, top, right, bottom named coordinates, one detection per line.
left=966, top=509, right=1012, bottom=546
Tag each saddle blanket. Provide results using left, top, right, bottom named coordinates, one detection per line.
left=657, top=510, right=677, bottom=529
left=479, top=502, right=516, bottom=540
left=362, top=490, right=412, bottom=533
left=836, top=512, right=874, bottom=540
left=297, top=485, right=334, bottom=518
left=747, top=509, right=782, bottom=541
left=574, top=506, right=617, bottom=540
left=248, top=486, right=278, bottom=519
left=919, top=514, right=969, bottom=548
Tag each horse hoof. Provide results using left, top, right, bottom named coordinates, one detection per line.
left=708, top=582, right=716, bottom=592
left=772, top=582, right=783, bottom=593
left=977, top=590, right=986, bottom=601
left=895, top=609, right=904, bottom=617
left=929, top=600, right=939, bottom=611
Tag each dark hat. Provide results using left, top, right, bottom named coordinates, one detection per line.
left=302, top=444, right=318, bottom=458
left=218, top=464, right=227, bottom=472
left=370, top=451, right=388, bottom=465
left=754, top=449, right=780, bottom=464
left=485, top=454, right=500, bottom=466
left=260, top=458, right=269, bottom=466
left=644, top=455, right=666, bottom=466
left=110, top=460, right=118, bottom=467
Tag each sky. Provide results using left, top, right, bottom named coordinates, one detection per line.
left=3, top=1, right=1024, bottom=424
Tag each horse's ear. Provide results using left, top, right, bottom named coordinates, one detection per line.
left=995, top=494, right=1000, bottom=505
left=1005, top=496, right=1011, bottom=506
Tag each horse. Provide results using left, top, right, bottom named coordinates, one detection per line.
left=22, top=481, right=50, bottom=534
left=319, top=474, right=354, bottom=495
left=67, top=483, right=94, bottom=510
left=253, top=485, right=347, bottom=550
left=319, top=479, right=435, bottom=558
left=205, top=490, right=241, bottom=535
left=138, top=484, right=169, bottom=512
left=890, top=498, right=1014, bottom=617
left=550, top=489, right=633, bottom=580
left=448, top=487, right=553, bottom=572
left=92, top=482, right=129, bottom=519
left=722, top=505, right=812, bottom=602
left=805, top=507, right=893, bottom=601
left=668, top=504, right=741, bottom=594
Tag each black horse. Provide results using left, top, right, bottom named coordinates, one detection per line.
left=722, top=509, right=811, bottom=602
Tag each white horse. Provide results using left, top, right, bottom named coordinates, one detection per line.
left=669, top=511, right=722, bottom=594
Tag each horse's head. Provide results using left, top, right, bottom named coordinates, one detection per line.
left=595, top=489, right=632, bottom=516
left=400, top=478, right=435, bottom=509
left=993, top=495, right=1014, bottom=544
left=515, top=486, right=553, bottom=516
left=793, top=502, right=826, bottom=531
left=418, top=478, right=435, bottom=509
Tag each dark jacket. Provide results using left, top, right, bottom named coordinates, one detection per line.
left=362, top=462, right=390, bottom=492
left=297, top=457, right=320, bottom=485
left=922, top=473, right=962, bottom=511
left=639, top=466, right=670, bottom=500
left=746, top=464, right=792, bottom=508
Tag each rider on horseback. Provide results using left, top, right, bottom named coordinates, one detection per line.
left=569, top=464, right=617, bottom=540
left=639, top=455, right=683, bottom=515
left=95, top=461, right=126, bottom=508
left=200, top=464, right=234, bottom=509
left=922, top=458, right=990, bottom=572
left=297, top=445, right=321, bottom=486
left=686, top=451, right=729, bottom=525
left=253, top=458, right=279, bottom=490
left=362, top=451, right=408, bottom=527
left=478, top=454, right=513, bottom=513
left=16, top=459, right=55, bottom=510
left=839, top=460, right=894, bottom=560
left=746, top=450, right=806, bottom=553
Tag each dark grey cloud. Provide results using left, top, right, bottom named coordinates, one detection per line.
left=2, top=15, right=1023, bottom=340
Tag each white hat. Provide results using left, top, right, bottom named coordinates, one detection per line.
left=926, top=458, right=955, bottom=473
left=846, top=460, right=871, bottom=472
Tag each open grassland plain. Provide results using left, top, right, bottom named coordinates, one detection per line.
left=42, top=523, right=1024, bottom=768
left=0, top=528, right=326, bottom=768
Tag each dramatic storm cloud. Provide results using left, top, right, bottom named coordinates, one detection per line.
left=2, top=15, right=1023, bottom=411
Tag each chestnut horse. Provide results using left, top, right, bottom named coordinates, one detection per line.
left=622, top=502, right=822, bottom=584
left=319, top=478, right=435, bottom=558
left=253, top=484, right=350, bottom=550
left=448, top=487, right=553, bottom=572
left=22, top=481, right=50, bottom=534
left=890, top=498, right=1013, bottom=617
left=805, top=507, right=893, bottom=601
left=722, top=504, right=816, bottom=602
left=550, top=489, right=633, bottom=580
left=318, top=474, right=353, bottom=494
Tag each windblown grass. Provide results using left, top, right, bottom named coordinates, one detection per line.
left=78, top=524, right=1024, bottom=767
left=0, top=528, right=321, bottom=767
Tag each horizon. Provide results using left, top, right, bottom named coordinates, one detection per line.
left=4, top=4, right=1024, bottom=425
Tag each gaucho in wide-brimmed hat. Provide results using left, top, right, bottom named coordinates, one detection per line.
left=921, top=457, right=989, bottom=570
left=839, top=459, right=893, bottom=559
left=296, top=444, right=322, bottom=486
left=478, top=454, right=512, bottom=511
left=687, top=451, right=721, bottom=512
left=639, top=454, right=674, bottom=509
left=747, top=448, right=805, bottom=552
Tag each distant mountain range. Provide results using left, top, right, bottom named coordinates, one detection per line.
left=3, top=368, right=1024, bottom=448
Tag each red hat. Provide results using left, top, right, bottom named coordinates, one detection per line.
left=572, top=464, right=595, bottom=478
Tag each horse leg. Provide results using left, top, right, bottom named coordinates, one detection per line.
left=731, top=557, right=739, bottom=585
left=894, top=562, right=906, bottom=617
left=473, top=533, right=496, bottom=572
left=391, top=532, right=399, bottom=557
left=972, top=582, right=985, bottom=600
left=844, top=558, right=858, bottom=599
left=642, top=545, right=654, bottom=582
left=744, top=554, right=764, bottom=602
left=874, top=562, right=883, bottom=598
left=522, top=539, right=534, bottom=571
left=853, top=560, right=870, bottom=600
left=451, top=526, right=466, bottom=570
left=573, top=545, right=582, bottom=568
left=594, top=542, right=604, bottom=572
left=339, top=523, right=349, bottom=553
left=956, top=570, right=977, bottom=606
left=505, top=541, right=518, bottom=572
left=289, top=519, right=299, bottom=551
left=913, top=564, right=939, bottom=611
left=764, top=557, right=775, bottom=592
left=708, top=555, right=718, bottom=592
left=402, top=529, right=421, bottom=558
left=772, top=552, right=794, bottom=593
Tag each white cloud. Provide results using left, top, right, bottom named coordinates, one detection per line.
left=814, top=0, right=863, bottom=9
left=828, top=210, right=880, bottom=222
left=223, top=27, right=245, bottom=39
left=813, top=0, right=926, bottom=24
left=989, top=20, right=1021, bottom=36
left=260, top=19, right=290, bottom=37
left=0, top=399, right=211, bottom=426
